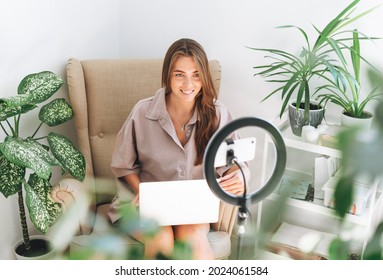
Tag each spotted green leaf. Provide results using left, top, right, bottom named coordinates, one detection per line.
left=0, top=136, right=52, bottom=180
left=39, top=98, right=74, bottom=126
left=0, top=95, right=33, bottom=108
left=25, top=173, right=62, bottom=234
left=0, top=152, right=25, bottom=198
left=48, top=132, right=85, bottom=181
left=17, top=71, right=64, bottom=104
left=0, top=100, right=37, bottom=121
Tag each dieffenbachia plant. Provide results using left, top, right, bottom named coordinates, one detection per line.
left=0, top=71, right=85, bottom=253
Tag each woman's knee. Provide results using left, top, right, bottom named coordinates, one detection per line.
left=174, top=224, right=209, bottom=241
left=144, top=226, right=174, bottom=257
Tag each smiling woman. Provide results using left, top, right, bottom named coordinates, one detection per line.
left=167, top=56, right=202, bottom=141
left=109, top=38, right=249, bottom=259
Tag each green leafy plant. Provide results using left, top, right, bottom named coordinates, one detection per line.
left=0, top=71, right=85, bottom=256
left=315, top=29, right=382, bottom=118
left=249, top=0, right=377, bottom=121
left=329, top=68, right=383, bottom=259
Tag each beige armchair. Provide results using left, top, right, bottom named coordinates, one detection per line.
left=51, top=58, right=238, bottom=259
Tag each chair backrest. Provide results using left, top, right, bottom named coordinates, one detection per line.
left=66, top=58, right=222, bottom=205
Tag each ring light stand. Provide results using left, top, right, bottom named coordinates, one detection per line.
left=203, top=117, right=286, bottom=259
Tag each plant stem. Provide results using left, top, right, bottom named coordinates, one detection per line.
left=17, top=188, right=31, bottom=251
left=5, top=119, right=16, bottom=137
left=33, top=136, right=47, bottom=141
left=31, top=122, right=43, bottom=139
left=0, top=122, right=10, bottom=136
left=15, top=115, right=21, bottom=137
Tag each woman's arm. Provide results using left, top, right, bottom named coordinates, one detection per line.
left=122, top=173, right=141, bottom=206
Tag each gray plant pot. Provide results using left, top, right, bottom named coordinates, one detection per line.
left=288, top=101, right=324, bottom=136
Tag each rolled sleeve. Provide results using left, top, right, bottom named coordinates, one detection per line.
left=111, top=115, right=141, bottom=178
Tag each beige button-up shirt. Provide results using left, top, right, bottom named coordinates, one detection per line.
left=111, top=88, right=237, bottom=182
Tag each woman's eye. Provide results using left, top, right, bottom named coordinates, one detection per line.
left=175, top=73, right=183, bottom=78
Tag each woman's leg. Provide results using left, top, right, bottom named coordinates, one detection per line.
left=174, top=224, right=214, bottom=260
left=131, top=225, right=175, bottom=259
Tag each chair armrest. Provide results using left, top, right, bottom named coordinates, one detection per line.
left=51, top=177, right=93, bottom=235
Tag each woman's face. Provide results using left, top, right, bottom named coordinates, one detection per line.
left=170, top=56, right=202, bottom=103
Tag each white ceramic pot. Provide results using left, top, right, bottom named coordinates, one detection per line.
left=14, top=235, right=54, bottom=260
left=341, top=111, right=373, bottom=129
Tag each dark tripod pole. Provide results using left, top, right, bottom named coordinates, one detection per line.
left=236, top=206, right=248, bottom=259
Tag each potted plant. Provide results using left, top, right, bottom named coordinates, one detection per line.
left=315, top=29, right=382, bottom=129
left=328, top=68, right=383, bottom=260
left=249, top=0, right=376, bottom=136
left=0, top=71, right=86, bottom=258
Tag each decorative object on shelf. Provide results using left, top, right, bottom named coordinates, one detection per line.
left=314, top=28, right=382, bottom=129
left=288, top=101, right=324, bottom=136
left=322, top=176, right=372, bottom=215
left=0, top=71, right=86, bottom=258
left=301, top=124, right=320, bottom=144
left=249, top=0, right=377, bottom=136
left=313, top=155, right=339, bottom=200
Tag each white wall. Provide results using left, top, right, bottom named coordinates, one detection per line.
left=120, top=0, right=383, bottom=121
left=119, top=0, right=383, bottom=191
left=0, top=0, right=120, bottom=259
left=1, top=0, right=382, bottom=259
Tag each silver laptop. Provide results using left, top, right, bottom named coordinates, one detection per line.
left=139, top=179, right=220, bottom=226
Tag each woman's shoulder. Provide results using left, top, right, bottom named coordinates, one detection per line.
left=214, top=99, right=232, bottom=118
left=130, top=88, right=163, bottom=117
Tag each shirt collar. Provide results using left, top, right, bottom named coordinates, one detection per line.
left=145, top=88, right=198, bottom=125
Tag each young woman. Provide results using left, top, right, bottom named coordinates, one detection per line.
left=110, top=38, right=248, bottom=259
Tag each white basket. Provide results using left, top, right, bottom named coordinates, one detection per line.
left=322, top=176, right=373, bottom=215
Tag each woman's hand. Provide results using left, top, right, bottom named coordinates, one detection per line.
left=218, top=169, right=245, bottom=195
left=131, top=193, right=140, bottom=208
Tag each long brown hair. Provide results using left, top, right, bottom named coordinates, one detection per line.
left=162, top=38, right=218, bottom=165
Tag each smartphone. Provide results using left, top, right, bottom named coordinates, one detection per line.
left=214, top=137, right=256, bottom=167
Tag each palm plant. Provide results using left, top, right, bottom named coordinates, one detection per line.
left=250, top=0, right=377, bottom=124
left=315, top=29, right=382, bottom=119
left=0, top=71, right=85, bottom=257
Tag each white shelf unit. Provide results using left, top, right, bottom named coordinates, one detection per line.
left=256, top=116, right=383, bottom=259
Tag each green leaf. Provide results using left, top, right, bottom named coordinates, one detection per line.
left=0, top=102, right=36, bottom=121
left=313, top=0, right=360, bottom=50
left=351, top=29, right=360, bottom=82
left=0, top=152, right=25, bottom=198
left=0, top=136, right=52, bottom=180
left=0, top=95, right=33, bottom=108
left=39, top=98, right=74, bottom=127
left=24, top=138, right=61, bottom=167
left=25, top=173, right=62, bottom=234
left=276, top=25, right=310, bottom=50
left=328, top=237, right=352, bottom=260
left=334, top=176, right=354, bottom=218
left=17, top=71, right=64, bottom=105
left=362, top=221, right=383, bottom=259
left=48, top=132, right=85, bottom=181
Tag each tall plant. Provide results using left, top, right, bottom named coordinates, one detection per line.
left=0, top=71, right=85, bottom=255
left=315, top=29, right=382, bottom=118
left=249, top=0, right=377, bottom=121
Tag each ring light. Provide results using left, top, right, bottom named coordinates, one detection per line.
left=203, top=117, right=286, bottom=208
